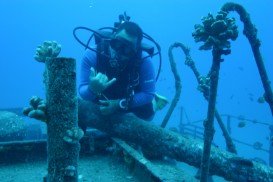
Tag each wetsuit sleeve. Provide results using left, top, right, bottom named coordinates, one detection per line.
left=78, top=50, right=97, bottom=101
left=129, top=56, right=156, bottom=108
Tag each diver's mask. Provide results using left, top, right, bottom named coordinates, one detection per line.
left=109, top=37, right=138, bottom=69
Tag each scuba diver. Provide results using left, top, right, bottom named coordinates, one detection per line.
left=30, top=13, right=168, bottom=125
left=79, top=21, right=156, bottom=120
left=77, top=13, right=168, bottom=121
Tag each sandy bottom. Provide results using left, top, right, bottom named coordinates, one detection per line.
left=0, top=154, right=139, bottom=182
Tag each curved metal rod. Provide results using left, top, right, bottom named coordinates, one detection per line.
left=221, top=2, right=273, bottom=116
left=170, top=42, right=237, bottom=154
left=160, top=43, right=182, bottom=128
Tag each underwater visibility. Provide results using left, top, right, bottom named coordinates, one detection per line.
left=0, top=1, right=273, bottom=181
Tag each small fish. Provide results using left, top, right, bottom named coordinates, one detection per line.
left=229, top=95, right=234, bottom=100
left=253, top=142, right=263, bottom=150
left=266, top=136, right=273, bottom=142
left=238, top=67, right=244, bottom=71
left=257, top=96, right=265, bottom=104
left=89, top=1, right=94, bottom=8
left=237, top=121, right=246, bottom=128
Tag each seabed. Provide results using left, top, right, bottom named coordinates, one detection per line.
left=0, top=128, right=227, bottom=182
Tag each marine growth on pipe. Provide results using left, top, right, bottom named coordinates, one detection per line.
left=192, top=11, right=238, bottom=53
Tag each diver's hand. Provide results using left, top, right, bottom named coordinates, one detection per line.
left=88, top=67, right=116, bottom=94
left=23, top=96, right=47, bottom=122
left=34, top=41, right=61, bottom=63
left=99, top=99, right=120, bottom=115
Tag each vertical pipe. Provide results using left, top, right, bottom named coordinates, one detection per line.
left=45, top=57, right=80, bottom=182
left=200, top=50, right=221, bottom=182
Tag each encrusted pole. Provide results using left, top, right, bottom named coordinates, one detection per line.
left=160, top=44, right=182, bottom=128
left=23, top=41, right=83, bottom=181
left=192, top=10, right=238, bottom=181
left=170, top=42, right=237, bottom=154
left=221, top=2, right=273, bottom=116
left=45, top=57, right=81, bottom=182
left=200, top=49, right=222, bottom=182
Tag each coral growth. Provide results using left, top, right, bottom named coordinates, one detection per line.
left=34, top=41, right=61, bottom=63
left=63, top=127, right=84, bottom=144
left=192, top=11, right=238, bottom=52
left=197, top=75, right=211, bottom=97
left=23, top=96, right=47, bottom=122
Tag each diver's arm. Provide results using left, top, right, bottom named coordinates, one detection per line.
left=129, top=57, right=156, bottom=108
left=130, top=93, right=154, bottom=108
left=78, top=50, right=98, bottom=101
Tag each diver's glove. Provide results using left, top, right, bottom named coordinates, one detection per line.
left=34, top=41, right=61, bottom=63
left=88, top=67, right=116, bottom=95
left=23, top=96, right=47, bottom=122
left=98, top=99, right=120, bottom=115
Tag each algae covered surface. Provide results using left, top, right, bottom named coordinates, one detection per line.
left=0, top=155, right=140, bottom=182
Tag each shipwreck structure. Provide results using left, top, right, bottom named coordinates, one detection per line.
left=0, top=2, right=272, bottom=182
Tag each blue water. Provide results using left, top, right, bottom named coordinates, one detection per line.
left=0, top=0, right=272, bottom=165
